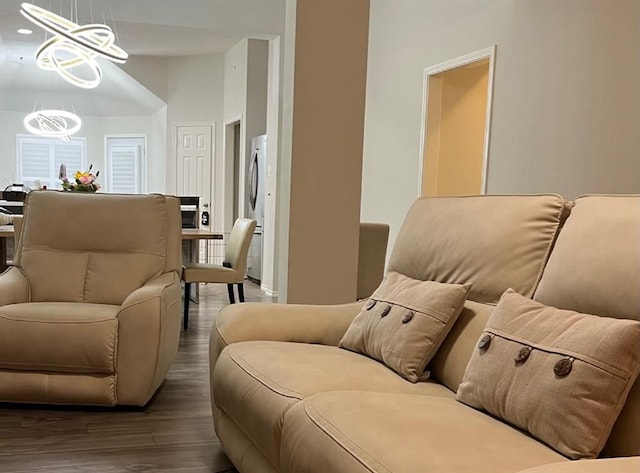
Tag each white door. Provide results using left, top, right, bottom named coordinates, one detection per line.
left=176, top=125, right=213, bottom=212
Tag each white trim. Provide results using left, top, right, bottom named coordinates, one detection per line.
left=260, top=284, right=278, bottom=298
left=222, top=116, right=244, bottom=233
left=418, top=45, right=496, bottom=197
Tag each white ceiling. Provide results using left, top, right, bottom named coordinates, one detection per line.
left=0, top=0, right=285, bottom=116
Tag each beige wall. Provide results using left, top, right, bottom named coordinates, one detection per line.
left=165, top=53, right=225, bottom=228
left=279, top=0, right=370, bottom=304
left=362, top=0, right=640, bottom=258
left=119, top=56, right=169, bottom=102
left=222, top=39, right=269, bottom=232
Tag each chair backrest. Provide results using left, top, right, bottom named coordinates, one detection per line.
left=15, top=191, right=181, bottom=305
left=357, top=222, right=389, bottom=300
left=224, top=218, right=257, bottom=276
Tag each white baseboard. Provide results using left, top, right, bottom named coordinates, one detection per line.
left=261, top=284, right=278, bottom=298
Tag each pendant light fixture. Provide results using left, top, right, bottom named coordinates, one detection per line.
left=20, top=2, right=128, bottom=89
left=24, top=109, right=82, bottom=142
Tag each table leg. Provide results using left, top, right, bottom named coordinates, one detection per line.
left=0, top=237, right=6, bottom=273
left=182, top=239, right=200, bottom=303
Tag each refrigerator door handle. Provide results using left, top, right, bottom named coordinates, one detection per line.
left=249, top=150, right=258, bottom=211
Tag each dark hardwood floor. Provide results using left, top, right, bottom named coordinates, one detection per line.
left=0, top=281, right=274, bottom=473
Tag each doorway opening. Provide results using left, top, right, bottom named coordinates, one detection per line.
left=419, top=46, right=495, bottom=196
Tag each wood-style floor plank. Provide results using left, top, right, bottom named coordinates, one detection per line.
left=0, top=282, right=272, bottom=472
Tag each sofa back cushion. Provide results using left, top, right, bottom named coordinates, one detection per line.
left=388, top=195, right=568, bottom=304
left=533, top=194, right=640, bottom=457
left=16, top=192, right=180, bottom=305
left=389, top=195, right=569, bottom=391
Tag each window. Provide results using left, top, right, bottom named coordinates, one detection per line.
left=106, top=136, right=146, bottom=194
left=16, top=135, right=87, bottom=190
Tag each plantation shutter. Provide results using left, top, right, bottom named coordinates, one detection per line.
left=54, top=141, right=85, bottom=189
left=107, top=145, right=141, bottom=194
left=17, top=136, right=86, bottom=190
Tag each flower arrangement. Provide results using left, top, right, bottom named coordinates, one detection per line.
left=60, top=164, right=101, bottom=192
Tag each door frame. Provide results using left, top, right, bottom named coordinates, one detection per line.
left=223, top=115, right=244, bottom=234
left=417, top=45, right=496, bottom=197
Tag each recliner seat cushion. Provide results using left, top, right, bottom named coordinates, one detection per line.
left=280, top=392, right=566, bottom=473
left=0, top=302, right=118, bottom=373
left=212, top=341, right=455, bottom=468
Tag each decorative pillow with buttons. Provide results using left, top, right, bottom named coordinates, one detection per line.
left=456, top=289, right=640, bottom=459
left=339, top=271, right=471, bottom=383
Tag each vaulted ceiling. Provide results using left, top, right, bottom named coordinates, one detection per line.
left=0, top=0, right=285, bottom=115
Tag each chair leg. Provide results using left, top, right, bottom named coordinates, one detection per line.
left=227, top=283, right=236, bottom=304
left=183, top=282, right=191, bottom=330
left=237, top=283, right=245, bottom=302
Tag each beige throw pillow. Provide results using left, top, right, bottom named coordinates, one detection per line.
left=456, top=289, right=640, bottom=459
left=340, top=271, right=470, bottom=383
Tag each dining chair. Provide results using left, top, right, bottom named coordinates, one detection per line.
left=182, top=218, right=257, bottom=329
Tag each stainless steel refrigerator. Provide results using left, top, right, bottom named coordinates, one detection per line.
left=246, top=134, right=266, bottom=282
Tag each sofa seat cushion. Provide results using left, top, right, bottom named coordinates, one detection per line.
left=280, top=392, right=567, bottom=473
left=0, top=302, right=119, bottom=374
left=212, top=341, right=455, bottom=469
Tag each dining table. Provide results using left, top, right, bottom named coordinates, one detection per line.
left=0, top=224, right=223, bottom=273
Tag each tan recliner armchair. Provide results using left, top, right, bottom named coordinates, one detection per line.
left=0, top=191, right=182, bottom=406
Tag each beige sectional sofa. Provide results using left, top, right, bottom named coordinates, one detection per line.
left=209, top=194, right=640, bottom=473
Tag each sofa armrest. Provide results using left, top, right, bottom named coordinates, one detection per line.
left=0, top=267, right=29, bottom=306
left=115, top=272, right=182, bottom=406
left=517, top=457, right=640, bottom=473
left=211, top=301, right=364, bottom=368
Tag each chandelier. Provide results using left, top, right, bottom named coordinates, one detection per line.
left=24, top=109, right=82, bottom=142
left=20, top=2, right=128, bottom=90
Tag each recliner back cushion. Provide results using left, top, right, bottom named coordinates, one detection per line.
left=533, top=194, right=640, bottom=457
left=17, top=192, right=170, bottom=305
left=388, top=195, right=568, bottom=304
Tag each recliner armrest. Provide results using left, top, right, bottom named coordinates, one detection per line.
left=211, top=301, right=365, bottom=369
left=516, top=457, right=640, bottom=473
left=0, top=267, right=29, bottom=306
left=119, top=271, right=181, bottom=311
left=116, top=271, right=182, bottom=406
